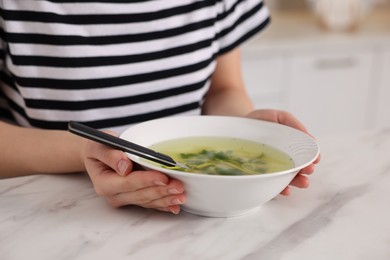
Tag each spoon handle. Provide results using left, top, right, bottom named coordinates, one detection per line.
left=68, top=121, right=177, bottom=167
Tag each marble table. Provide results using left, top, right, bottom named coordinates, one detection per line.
left=1, top=129, right=390, bottom=260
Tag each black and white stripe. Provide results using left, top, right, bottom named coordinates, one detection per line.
left=0, top=0, right=270, bottom=133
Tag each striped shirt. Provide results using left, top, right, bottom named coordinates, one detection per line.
left=0, top=0, right=270, bottom=133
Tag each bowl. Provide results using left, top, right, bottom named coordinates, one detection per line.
left=120, top=116, right=319, bottom=218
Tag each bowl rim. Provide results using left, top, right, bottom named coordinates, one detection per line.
left=121, top=115, right=320, bottom=179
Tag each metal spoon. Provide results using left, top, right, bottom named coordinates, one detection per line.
left=68, top=121, right=188, bottom=169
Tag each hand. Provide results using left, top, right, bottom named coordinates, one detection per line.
left=80, top=131, right=186, bottom=214
left=245, top=109, right=321, bottom=195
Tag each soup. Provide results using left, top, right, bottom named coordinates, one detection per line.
left=149, top=137, right=294, bottom=176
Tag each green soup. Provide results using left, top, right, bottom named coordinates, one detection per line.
left=149, top=137, right=294, bottom=176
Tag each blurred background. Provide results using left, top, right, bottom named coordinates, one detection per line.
left=241, top=0, right=390, bottom=137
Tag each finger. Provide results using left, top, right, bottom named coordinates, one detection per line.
left=155, top=207, right=173, bottom=213
left=108, top=179, right=185, bottom=207
left=276, top=111, right=321, bottom=166
left=140, top=193, right=186, bottom=209
left=299, top=164, right=315, bottom=175
left=167, top=205, right=181, bottom=215
left=313, top=154, right=321, bottom=164
left=280, top=186, right=290, bottom=196
left=107, top=186, right=186, bottom=208
left=289, top=174, right=310, bottom=188
left=164, top=178, right=185, bottom=195
left=278, top=110, right=309, bottom=133
left=92, top=170, right=169, bottom=196
left=280, top=173, right=310, bottom=196
left=140, top=178, right=185, bottom=207
left=156, top=205, right=181, bottom=215
left=155, top=207, right=171, bottom=212
left=85, top=139, right=133, bottom=177
left=246, top=109, right=310, bottom=135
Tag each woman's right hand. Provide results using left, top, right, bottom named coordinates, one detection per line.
left=80, top=132, right=186, bottom=214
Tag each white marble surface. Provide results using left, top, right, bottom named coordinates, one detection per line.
left=1, top=129, right=390, bottom=260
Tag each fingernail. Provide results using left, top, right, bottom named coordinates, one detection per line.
left=168, top=188, right=181, bottom=194
left=170, top=208, right=180, bottom=215
left=171, top=198, right=184, bottom=205
left=118, top=159, right=129, bottom=176
left=153, top=180, right=167, bottom=186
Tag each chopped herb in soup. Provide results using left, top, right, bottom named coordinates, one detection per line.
left=149, top=137, right=294, bottom=176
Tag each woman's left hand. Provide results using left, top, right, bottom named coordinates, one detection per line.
left=245, top=109, right=321, bottom=195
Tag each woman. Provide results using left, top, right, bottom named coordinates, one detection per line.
left=0, top=0, right=319, bottom=214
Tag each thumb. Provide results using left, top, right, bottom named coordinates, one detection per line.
left=101, top=130, right=133, bottom=176
left=84, top=131, right=133, bottom=177
left=116, top=155, right=133, bottom=176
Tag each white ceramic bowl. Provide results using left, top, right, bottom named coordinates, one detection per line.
left=120, top=116, right=319, bottom=218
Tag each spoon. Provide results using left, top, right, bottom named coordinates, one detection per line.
left=68, top=121, right=188, bottom=169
